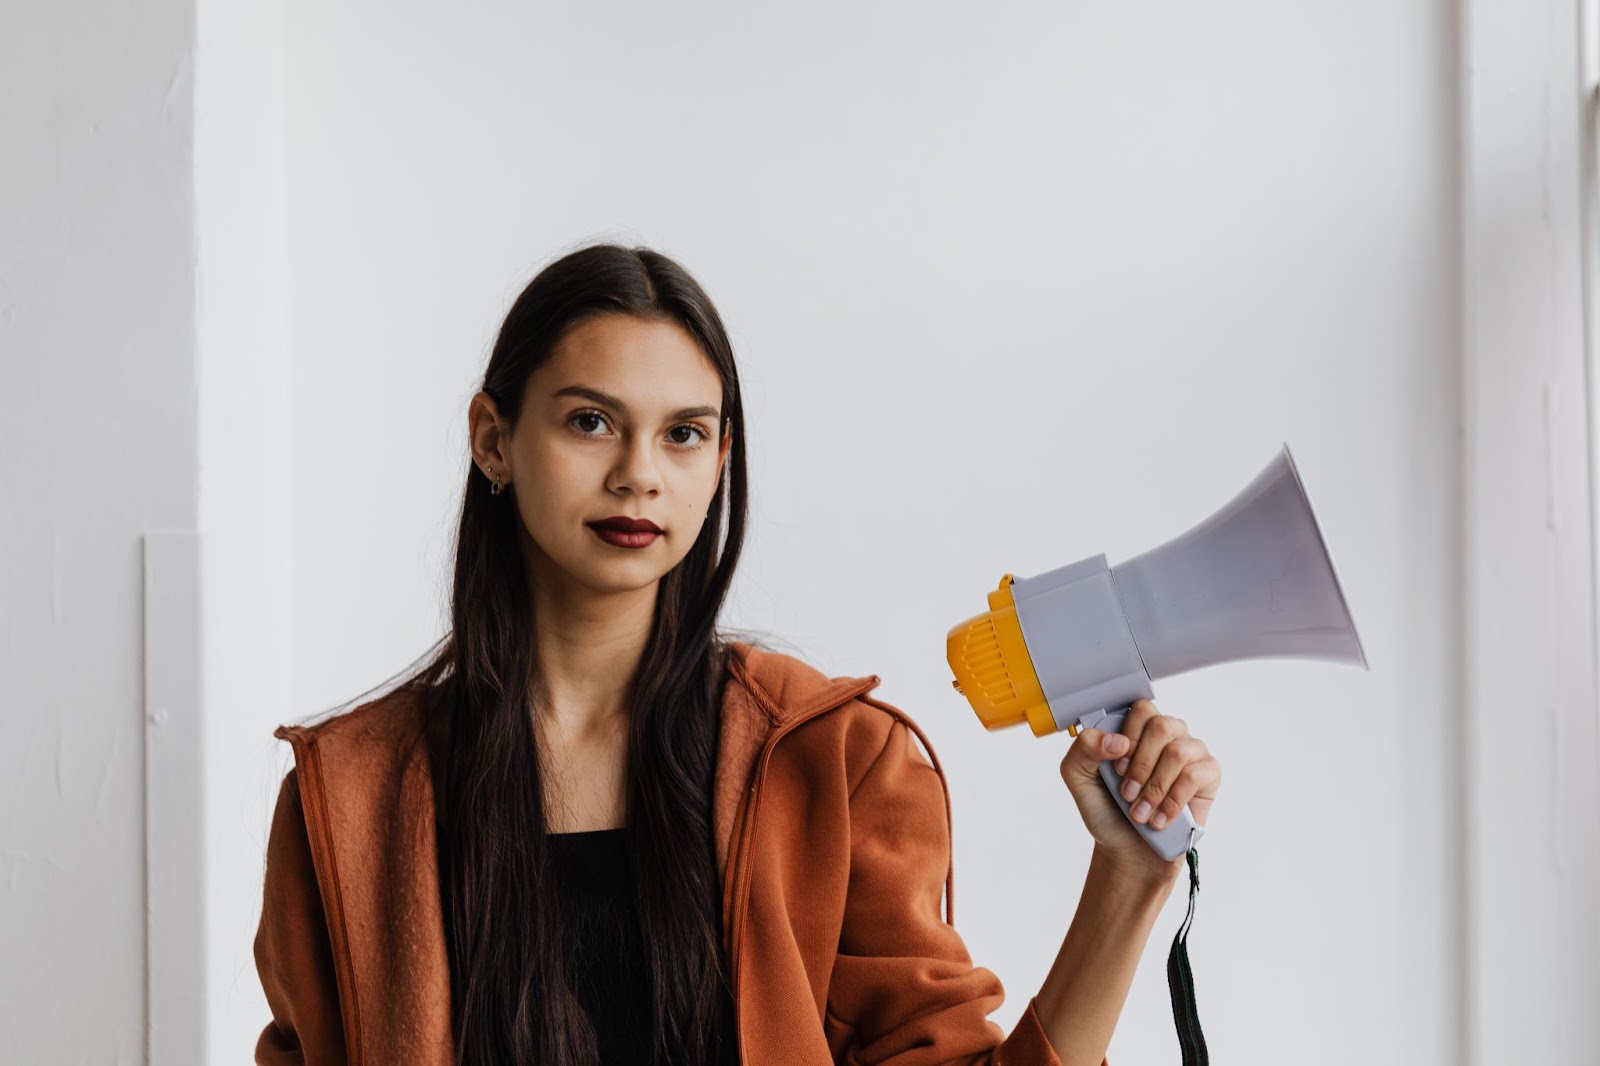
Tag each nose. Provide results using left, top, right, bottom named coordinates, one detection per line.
left=607, top=433, right=663, bottom=497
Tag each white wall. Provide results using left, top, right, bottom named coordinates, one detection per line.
left=5, top=2, right=1596, bottom=1064
left=280, top=4, right=1458, bottom=1064
left=0, top=1, right=197, bottom=1064
left=195, top=1, right=291, bottom=1062
left=1462, top=1, right=1600, bottom=1063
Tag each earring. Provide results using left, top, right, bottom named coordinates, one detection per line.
left=484, top=466, right=504, bottom=495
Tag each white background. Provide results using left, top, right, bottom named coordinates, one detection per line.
left=3, top=2, right=1595, bottom=1064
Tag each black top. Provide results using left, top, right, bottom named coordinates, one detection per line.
left=548, top=827, right=653, bottom=1066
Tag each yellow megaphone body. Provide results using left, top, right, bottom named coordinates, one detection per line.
left=946, top=444, right=1368, bottom=860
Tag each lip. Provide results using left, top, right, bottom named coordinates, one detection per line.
left=589, top=525, right=661, bottom=550
left=589, top=516, right=662, bottom=533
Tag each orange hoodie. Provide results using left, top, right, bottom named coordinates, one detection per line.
left=253, top=642, right=1104, bottom=1065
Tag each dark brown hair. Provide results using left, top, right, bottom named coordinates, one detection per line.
left=380, top=243, right=750, bottom=1065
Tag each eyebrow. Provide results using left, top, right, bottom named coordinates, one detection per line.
left=552, top=384, right=721, bottom=422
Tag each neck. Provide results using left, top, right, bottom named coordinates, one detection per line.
left=525, top=558, right=658, bottom=741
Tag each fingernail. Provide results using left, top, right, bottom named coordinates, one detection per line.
left=1151, top=811, right=1168, bottom=830
left=1104, top=735, right=1129, bottom=756
left=1115, top=757, right=1130, bottom=776
left=1132, top=800, right=1152, bottom=822
left=1122, top=778, right=1141, bottom=803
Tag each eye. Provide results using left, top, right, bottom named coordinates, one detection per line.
left=569, top=410, right=610, bottom=436
left=669, top=424, right=712, bottom=449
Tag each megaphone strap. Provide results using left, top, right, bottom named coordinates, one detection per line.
left=1166, top=847, right=1208, bottom=1066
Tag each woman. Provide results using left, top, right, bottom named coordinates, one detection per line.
left=252, top=243, right=1222, bottom=1066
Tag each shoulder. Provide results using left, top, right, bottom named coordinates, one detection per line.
left=725, top=639, right=872, bottom=718
left=272, top=681, right=434, bottom=795
left=276, top=681, right=428, bottom=746
left=727, top=640, right=941, bottom=790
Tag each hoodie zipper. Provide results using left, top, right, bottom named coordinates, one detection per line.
left=725, top=674, right=882, bottom=1066
left=276, top=726, right=365, bottom=1066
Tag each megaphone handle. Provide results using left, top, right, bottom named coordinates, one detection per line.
left=1086, top=707, right=1206, bottom=863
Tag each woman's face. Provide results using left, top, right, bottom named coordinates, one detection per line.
left=473, top=313, right=732, bottom=600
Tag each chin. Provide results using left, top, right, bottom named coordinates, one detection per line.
left=584, top=571, right=667, bottom=597
left=574, top=550, right=673, bottom=591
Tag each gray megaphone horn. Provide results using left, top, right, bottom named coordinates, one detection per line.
left=946, top=443, right=1369, bottom=860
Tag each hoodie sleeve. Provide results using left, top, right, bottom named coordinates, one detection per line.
left=824, top=711, right=1106, bottom=1066
left=253, top=767, right=350, bottom=1065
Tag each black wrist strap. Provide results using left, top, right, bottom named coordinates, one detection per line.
left=1166, top=847, right=1207, bottom=1065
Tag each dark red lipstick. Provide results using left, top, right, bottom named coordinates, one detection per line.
left=590, top=516, right=662, bottom=533
left=588, top=515, right=662, bottom=549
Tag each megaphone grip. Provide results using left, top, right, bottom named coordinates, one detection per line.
left=1091, top=708, right=1205, bottom=862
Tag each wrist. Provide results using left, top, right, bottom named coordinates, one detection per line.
left=1089, top=842, right=1185, bottom=898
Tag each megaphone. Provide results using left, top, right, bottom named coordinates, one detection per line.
left=946, top=444, right=1368, bottom=861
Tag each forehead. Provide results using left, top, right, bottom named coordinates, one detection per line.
left=534, top=314, right=721, bottom=408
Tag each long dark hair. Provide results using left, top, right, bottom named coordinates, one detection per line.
left=389, top=243, right=749, bottom=1065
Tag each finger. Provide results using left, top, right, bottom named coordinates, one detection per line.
left=1111, top=698, right=1165, bottom=777
left=1151, top=753, right=1222, bottom=830
left=1117, top=710, right=1189, bottom=803
left=1127, top=736, right=1208, bottom=827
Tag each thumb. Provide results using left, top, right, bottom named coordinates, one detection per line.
left=1065, top=727, right=1128, bottom=780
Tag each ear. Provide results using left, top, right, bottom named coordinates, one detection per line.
left=468, top=391, right=511, bottom=475
left=715, top=419, right=733, bottom=484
